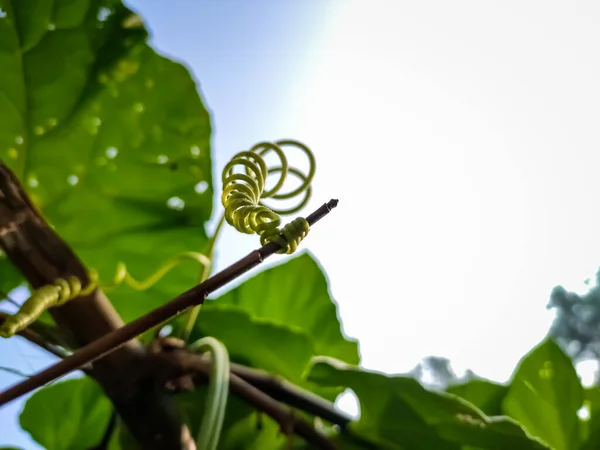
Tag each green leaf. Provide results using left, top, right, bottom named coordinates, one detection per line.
left=0, top=0, right=212, bottom=320
left=219, top=413, right=288, bottom=450
left=212, top=252, right=359, bottom=365
left=20, top=376, right=112, bottom=450
left=579, top=387, right=600, bottom=450
left=189, top=305, right=314, bottom=385
left=178, top=389, right=253, bottom=439
left=308, top=358, right=551, bottom=450
left=0, top=258, right=23, bottom=294
left=502, top=339, right=582, bottom=450
left=447, top=379, right=508, bottom=416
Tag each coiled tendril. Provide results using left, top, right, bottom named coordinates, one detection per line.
left=0, top=139, right=317, bottom=338
left=0, top=274, right=98, bottom=338
left=221, top=139, right=315, bottom=254
left=0, top=253, right=210, bottom=338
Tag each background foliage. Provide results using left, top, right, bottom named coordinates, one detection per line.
left=1, top=1, right=600, bottom=449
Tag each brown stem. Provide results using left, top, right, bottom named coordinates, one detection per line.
left=0, top=161, right=192, bottom=449
left=151, top=343, right=338, bottom=450
left=228, top=361, right=352, bottom=428
left=0, top=200, right=338, bottom=408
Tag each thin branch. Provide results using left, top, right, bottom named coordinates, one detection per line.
left=229, top=373, right=336, bottom=449
left=0, top=200, right=338, bottom=408
left=151, top=344, right=337, bottom=450
left=0, top=160, right=192, bottom=449
left=0, top=366, right=30, bottom=378
left=228, top=361, right=352, bottom=429
left=0, top=289, right=20, bottom=308
left=0, top=313, right=93, bottom=375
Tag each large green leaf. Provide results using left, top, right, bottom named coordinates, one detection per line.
left=0, top=0, right=212, bottom=320
left=447, top=379, right=508, bottom=416
left=189, top=305, right=314, bottom=385
left=19, top=376, right=112, bottom=450
left=502, top=338, right=582, bottom=450
left=211, top=252, right=359, bottom=365
left=308, top=358, right=551, bottom=450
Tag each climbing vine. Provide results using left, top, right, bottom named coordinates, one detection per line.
left=0, top=1, right=599, bottom=450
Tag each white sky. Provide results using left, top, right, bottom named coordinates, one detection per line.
left=282, top=0, right=600, bottom=382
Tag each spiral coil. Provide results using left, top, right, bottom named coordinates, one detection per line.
left=221, top=140, right=315, bottom=254
left=0, top=139, right=317, bottom=338
left=0, top=274, right=97, bottom=338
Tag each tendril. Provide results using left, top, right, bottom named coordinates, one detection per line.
left=0, top=138, right=317, bottom=339
left=0, top=274, right=97, bottom=338
left=221, top=139, right=315, bottom=253
left=0, top=252, right=210, bottom=338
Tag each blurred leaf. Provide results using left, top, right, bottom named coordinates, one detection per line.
left=176, top=388, right=252, bottom=448
left=212, top=252, right=359, bottom=365
left=580, top=387, right=600, bottom=450
left=503, top=339, right=582, bottom=450
left=189, top=305, right=314, bottom=385
left=0, top=0, right=212, bottom=322
left=219, top=413, right=287, bottom=450
left=308, top=358, right=551, bottom=450
left=0, top=259, right=23, bottom=295
left=19, top=376, right=112, bottom=450
left=447, top=379, right=508, bottom=416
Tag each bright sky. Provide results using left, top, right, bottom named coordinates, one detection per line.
left=3, top=0, right=600, bottom=447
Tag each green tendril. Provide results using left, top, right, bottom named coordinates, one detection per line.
left=0, top=138, right=317, bottom=339
left=189, top=336, right=230, bottom=450
left=0, top=274, right=97, bottom=338
left=221, top=139, right=316, bottom=254
left=0, top=252, right=210, bottom=338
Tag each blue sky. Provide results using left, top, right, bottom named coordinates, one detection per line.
left=4, top=0, right=600, bottom=448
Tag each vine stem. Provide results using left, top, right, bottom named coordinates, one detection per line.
left=180, top=213, right=226, bottom=342
left=0, top=200, right=338, bottom=408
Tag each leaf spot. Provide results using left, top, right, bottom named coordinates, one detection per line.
left=34, top=126, right=45, bottom=136
left=190, top=145, right=201, bottom=157
left=106, top=147, right=118, bottom=159
left=27, top=176, right=39, bottom=188
left=0, top=8, right=6, bottom=18
left=578, top=404, right=591, bottom=421
left=47, top=23, right=56, bottom=31
left=194, top=181, right=208, bottom=194
left=67, top=175, right=79, bottom=186
left=157, top=154, right=168, bottom=164
left=167, top=196, right=185, bottom=211
left=158, top=325, right=173, bottom=337
left=15, top=136, right=23, bottom=145
left=97, top=7, right=111, bottom=22
left=47, top=117, right=58, bottom=128
left=456, top=413, right=486, bottom=428
left=133, top=102, right=145, bottom=113
left=122, top=14, right=143, bottom=29
left=145, top=78, right=154, bottom=89
left=7, top=148, right=18, bottom=159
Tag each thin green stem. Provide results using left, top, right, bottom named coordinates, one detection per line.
left=189, top=336, right=230, bottom=450
left=180, top=213, right=226, bottom=342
